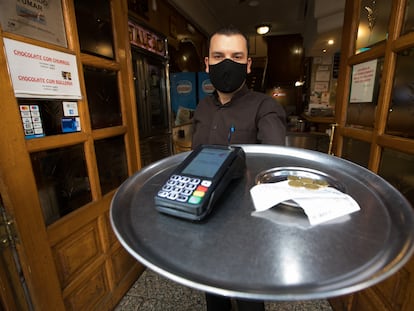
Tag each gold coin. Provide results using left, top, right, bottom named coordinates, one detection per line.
left=304, top=183, right=320, bottom=190
left=300, top=177, right=314, bottom=184
left=314, top=179, right=329, bottom=187
left=288, top=180, right=304, bottom=187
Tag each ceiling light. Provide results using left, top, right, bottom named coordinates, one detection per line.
left=256, top=25, right=270, bottom=35
left=328, top=39, right=334, bottom=45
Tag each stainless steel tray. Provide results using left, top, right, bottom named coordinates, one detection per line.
left=110, top=145, right=414, bottom=300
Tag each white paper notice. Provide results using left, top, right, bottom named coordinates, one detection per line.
left=3, top=38, right=82, bottom=99
left=349, top=59, right=377, bottom=103
left=250, top=181, right=360, bottom=226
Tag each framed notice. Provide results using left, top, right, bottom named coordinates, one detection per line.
left=0, top=0, right=67, bottom=47
left=4, top=38, right=82, bottom=99
left=350, top=59, right=378, bottom=103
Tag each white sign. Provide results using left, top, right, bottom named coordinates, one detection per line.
left=350, top=59, right=377, bottom=103
left=3, top=38, right=82, bottom=99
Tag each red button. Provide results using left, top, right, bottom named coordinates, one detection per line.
left=196, top=185, right=208, bottom=192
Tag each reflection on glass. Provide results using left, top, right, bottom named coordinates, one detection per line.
left=74, top=0, right=114, bottom=59
left=31, top=144, right=91, bottom=226
left=341, top=137, right=370, bottom=168
left=386, top=48, right=414, bottom=138
left=84, top=66, right=122, bottom=129
left=94, top=136, right=128, bottom=195
left=356, top=0, right=392, bottom=53
left=403, top=0, right=414, bottom=34
left=346, top=58, right=383, bottom=129
left=379, top=148, right=414, bottom=206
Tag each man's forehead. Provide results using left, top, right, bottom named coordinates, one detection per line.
left=210, top=34, right=248, bottom=53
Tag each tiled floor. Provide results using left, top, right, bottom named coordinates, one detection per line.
left=115, top=269, right=333, bottom=311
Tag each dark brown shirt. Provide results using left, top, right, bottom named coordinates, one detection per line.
left=192, top=85, right=286, bottom=148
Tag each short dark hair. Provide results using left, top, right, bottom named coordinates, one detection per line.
left=208, top=25, right=250, bottom=54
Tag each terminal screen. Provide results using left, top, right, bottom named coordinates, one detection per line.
left=181, top=148, right=232, bottom=178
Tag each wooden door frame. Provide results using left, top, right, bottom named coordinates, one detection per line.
left=0, top=0, right=142, bottom=309
left=0, top=31, right=66, bottom=310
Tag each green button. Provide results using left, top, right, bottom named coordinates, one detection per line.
left=188, top=196, right=202, bottom=204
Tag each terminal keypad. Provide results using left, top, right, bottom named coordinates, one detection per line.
left=157, top=175, right=212, bottom=204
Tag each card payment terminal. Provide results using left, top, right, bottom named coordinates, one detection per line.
left=154, top=145, right=246, bottom=220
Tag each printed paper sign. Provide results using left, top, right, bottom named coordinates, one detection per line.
left=350, top=59, right=377, bottom=103
left=3, top=38, right=82, bottom=99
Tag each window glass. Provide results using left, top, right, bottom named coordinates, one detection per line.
left=84, top=66, right=122, bottom=129
left=94, top=136, right=128, bottom=195
left=31, top=144, right=91, bottom=225
left=346, top=58, right=383, bottom=129
left=74, top=0, right=114, bottom=59
left=386, top=48, right=414, bottom=138
left=341, top=137, right=370, bottom=168
left=402, top=0, right=414, bottom=34
left=356, top=0, right=392, bottom=53
left=379, top=148, right=414, bottom=206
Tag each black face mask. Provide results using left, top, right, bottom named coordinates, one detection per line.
left=208, top=59, right=247, bottom=93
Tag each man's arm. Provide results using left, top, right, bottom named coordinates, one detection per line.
left=256, top=98, right=287, bottom=145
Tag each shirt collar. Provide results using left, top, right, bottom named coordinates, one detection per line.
left=213, top=84, right=250, bottom=106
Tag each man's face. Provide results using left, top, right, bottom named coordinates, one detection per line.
left=205, top=34, right=252, bottom=73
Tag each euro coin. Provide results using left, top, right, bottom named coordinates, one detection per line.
left=288, top=180, right=303, bottom=187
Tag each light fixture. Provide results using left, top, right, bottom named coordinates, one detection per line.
left=256, top=24, right=270, bottom=35
left=328, top=39, right=334, bottom=45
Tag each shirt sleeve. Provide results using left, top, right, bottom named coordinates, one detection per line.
left=256, top=97, right=287, bottom=145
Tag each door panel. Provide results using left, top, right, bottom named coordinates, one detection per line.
left=331, top=1, right=414, bottom=310
left=53, top=219, right=103, bottom=288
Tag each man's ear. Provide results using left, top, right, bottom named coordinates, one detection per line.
left=247, top=57, right=252, bottom=74
left=204, top=56, right=209, bottom=73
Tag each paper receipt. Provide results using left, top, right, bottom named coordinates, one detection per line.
left=250, top=180, right=360, bottom=226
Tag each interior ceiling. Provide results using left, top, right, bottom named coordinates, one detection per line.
left=167, top=0, right=345, bottom=57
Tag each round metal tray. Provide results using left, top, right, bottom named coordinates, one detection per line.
left=110, top=145, right=414, bottom=301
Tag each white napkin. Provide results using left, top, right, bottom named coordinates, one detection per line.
left=250, top=180, right=360, bottom=226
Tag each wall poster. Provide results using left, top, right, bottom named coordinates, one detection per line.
left=0, top=0, right=67, bottom=47
left=4, top=38, right=82, bottom=99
